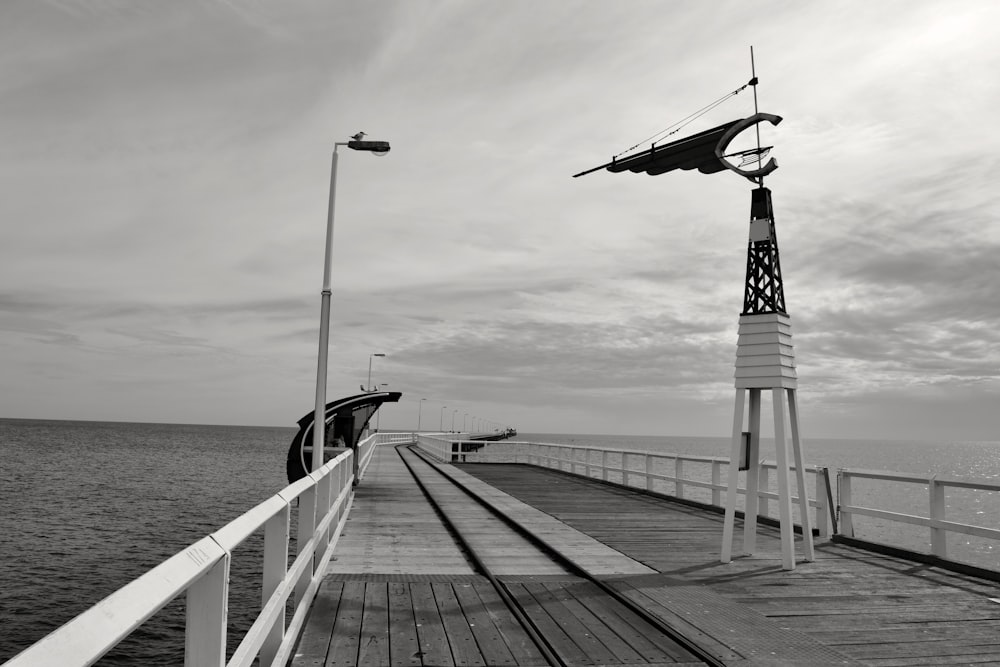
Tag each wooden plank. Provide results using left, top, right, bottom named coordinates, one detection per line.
left=502, top=583, right=593, bottom=666
left=409, top=582, right=456, bottom=667
left=388, top=582, right=421, bottom=667
left=326, top=580, right=365, bottom=666
left=432, top=583, right=485, bottom=667
left=328, top=446, right=475, bottom=575
left=289, top=580, right=342, bottom=666
left=358, top=582, right=390, bottom=666
left=471, top=581, right=548, bottom=666
left=539, top=581, right=645, bottom=664
left=460, top=463, right=1000, bottom=667
left=550, top=580, right=699, bottom=663
left=452, top=582, right=517, bottom=666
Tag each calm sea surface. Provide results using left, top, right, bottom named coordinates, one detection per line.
left=1, top=419, right=999, bottom=664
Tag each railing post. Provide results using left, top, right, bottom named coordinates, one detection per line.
left=584, top=448, right=592, bottom=478
left=759, top=466, right=770, bottom=518
left=929, top=476, right=947, bottom=558
left=645, top=454, right=654, bottom=492
left=711, top=461, right=722, bottom=506
left=317, top=469, right=333, bottom=553
left=295, top=483, right=317, bottom=605
left=675, top=458, right=684, bottom=498
left=601, top=450, right=609, bottom=481
left=815, top=469, right=829, bottom=538
left=185, top=554, right=229, bottom=667
left=839, top=471, right=853, bottom=537
left=261, top=506, right=290, bottom=666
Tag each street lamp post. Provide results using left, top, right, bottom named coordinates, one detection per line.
left=312, top=134, right=391, bottom=472
left=440, top=406, right=447, bottom=431
left=417, top=398, right=427, bottom=432
left=376, top=384, right=388, bottom=430
left=366, top=353, right=386, bottom=392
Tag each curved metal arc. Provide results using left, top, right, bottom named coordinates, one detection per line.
left=714, top=112, right=783, bottom=181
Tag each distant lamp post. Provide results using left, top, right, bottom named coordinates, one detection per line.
left=452, top=409, right=458, bottom=432
left=417, top=398, right=427, bottom=432
left=366, top=353, right=386, bottom=392
left=376, top=384, right=388, bottom=430
left=440, top=405, right=446, bottom=431
left=312, top=133, right=391, bottom=472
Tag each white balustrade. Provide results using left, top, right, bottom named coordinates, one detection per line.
left=412, top=435, right=1000, bottom=568
left=5, top=449, right=358, bottom=667
left=413, top=435, right=830, bottom=535
left=838, top=468, right=1000, bottom=562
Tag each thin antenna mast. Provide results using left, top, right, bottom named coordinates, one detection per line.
left=750, top=46, right=763, bottom=186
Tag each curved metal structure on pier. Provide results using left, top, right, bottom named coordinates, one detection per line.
left=286, top=391, right=401, bottom=482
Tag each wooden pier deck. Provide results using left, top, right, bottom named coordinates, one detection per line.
left=292, top=445, right=1000, bottom=666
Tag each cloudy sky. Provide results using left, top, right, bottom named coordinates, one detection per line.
left=2, top=1, right=998, bottom=440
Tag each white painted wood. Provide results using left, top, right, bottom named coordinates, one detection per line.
left=736, top=376, right=798, bottom=389
left=185, top=555, right=229, bottom=667
left=3, top=536, right=226, bottom=667
left=721, top=388, right=746, bottom=563
left=736, top=342, right=795, bottom=357
left=260, top=506, right=289, bottom=667
left=840, top=474, right=854, bottom=536
left=929, top=477, right=947, bottom=558
left=787, top=389, right=815, bottom=561
left=739, top=312, right=792, bottom=325
left=212, top=496, right=286, bottom=552
left=269, top=492, right=354, bottom=667
left=815, top=469, right=830, bottom=538
left=737, top=321, right=792, bottom=335
left=674, top=457, right=684, bottom=498
left=294, top=485, right=317, bottom=606
left=758, top=466, right=769, bottom=518
left=743, top=389, right=762, bottom=555
left=772, top=388, right=796, bottom=570
left=7, top=449, right=359, bottom=667
left=737, top=331, right=794, bottom=346
left=645, top=454, right=654, bottom=491
left=735, top=354, right=796, bottom=367
left=735, top=366, right=798, bottom=378
left=711, top=462, right=722, bottom=506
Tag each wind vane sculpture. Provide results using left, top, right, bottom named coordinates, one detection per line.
left=575, top=52, right=814, bottom=570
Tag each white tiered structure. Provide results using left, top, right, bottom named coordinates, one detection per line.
left=720, top=189, right=815, bottom=570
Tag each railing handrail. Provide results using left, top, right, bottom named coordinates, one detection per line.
left=414, top=435, right=830, bottom=528
left=416, top=436, right=1000, bottom=570
left=4, top=450, right=357, bottom=667
left=840, top=467, right=1000, bottom=492
left=838, top=466, right=1000, bottom=562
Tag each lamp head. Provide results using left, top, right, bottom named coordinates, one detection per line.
left=348, top=139, right=390, bottom=155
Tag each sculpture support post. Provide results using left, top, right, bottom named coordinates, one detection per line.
left=720, top=187, right=813, bottom=570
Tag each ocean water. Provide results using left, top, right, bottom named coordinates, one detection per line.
left=0, top=419, right=294, bottom=665
left=1, top=419, right=998, bottom=664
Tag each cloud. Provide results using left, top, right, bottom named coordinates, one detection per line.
left=1, top=1, right=998, bottom=439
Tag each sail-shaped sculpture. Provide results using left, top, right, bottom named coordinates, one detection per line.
left=575, top=99, right=814, bottom=570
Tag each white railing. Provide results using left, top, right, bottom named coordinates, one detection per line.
left=4, top=450, right=357, bottom=667
left=840, top=468, right=1000, bottom=561
left=372, top=431, right=418, bottom=446
left=415, top=436, right=834, bottom=536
